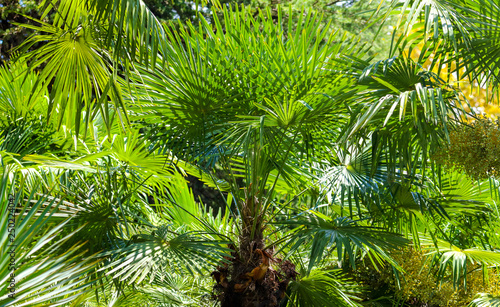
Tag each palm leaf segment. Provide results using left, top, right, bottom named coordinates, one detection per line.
left=287, top=269, right=363, bottom=307
left=428, top=239, right=500, bottom=289
left=377, top=0, right=500, bottom=90
left=98, top=226, right=232, bottom=284
left=18, top=0, right=168, bottom=134
left=0, top=60, right=48, bottom=119
left=344, top=50, right=469, bottom=189
left=316, top=143, right=388, bottom=213
left=350, top=52, right=466, bottom=136
left=469, top=293, right=500, bottom=307
left=282, top=210, right=407, bottom=273
left=0, top=172, right=100, bottom=306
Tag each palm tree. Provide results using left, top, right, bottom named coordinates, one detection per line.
left=1, top=0, right=500, bottom=306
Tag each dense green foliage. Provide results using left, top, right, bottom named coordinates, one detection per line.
left=1, top=0, right=500, bottom=306
left=0, top=0, right=394, bottom=61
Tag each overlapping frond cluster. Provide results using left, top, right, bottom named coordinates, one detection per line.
left=1, top=0, right=500, bottom=306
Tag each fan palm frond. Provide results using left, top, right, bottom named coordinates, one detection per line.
left=19, top=17, right=124, bottom=135
left=469, top=293, right=500, bottom=307
left=0, top=59, right=48, bottom=118
left=286, top=269, right=363, bottom=307
left=375, top=0, right=500, bottom=89
left=126, top=4, right=367, bottom=164
left=427, top=170, right=493, bottom=215
left=316, top=142, right=388, bottom=214
left=0, top=171, right=100, bottom=306
left=425, top=238, right=500, bottom=289
left=98, top=226, right=232, bottom=284
left=281, top=211, right=408, bottom=272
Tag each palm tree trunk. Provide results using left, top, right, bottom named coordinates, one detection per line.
left=213, top=200, right=297, bottom=307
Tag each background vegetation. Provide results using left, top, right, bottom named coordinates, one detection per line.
left=1, top=0, right=500, bottom=306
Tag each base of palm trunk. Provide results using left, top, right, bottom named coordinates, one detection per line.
left=212, top=240, right=298, bottom=307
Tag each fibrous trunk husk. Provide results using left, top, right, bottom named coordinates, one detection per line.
left=212, top=227, right=298, bottom=307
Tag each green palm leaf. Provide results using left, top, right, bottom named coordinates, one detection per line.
left=316, top=143, right=388, bottom=213
left=281, top=211, right=408, bottom=273
left=19, top=17, right=125, bottom=135
left=469, top=293, right=500, bottom=307
left=376, top=0, right=500, bottom=88
left=427, top=238, right=500, bottom=289
left=0, top=172, right=100, bottom=306
left=126, top=4, right=365, bottom=164
left=286, top=269, right=362, bottom=307
left=0, top=59, right=48, bottom=118
left=98, top=227, right=232, bottom=283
